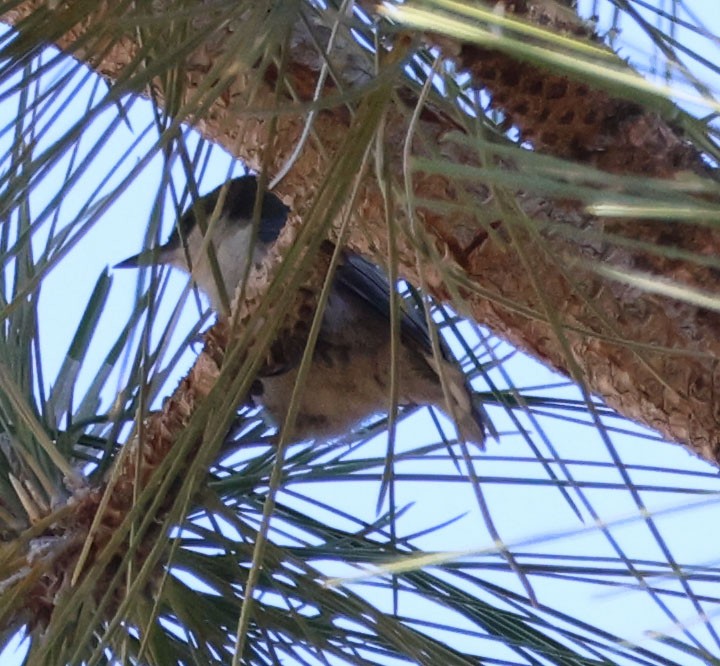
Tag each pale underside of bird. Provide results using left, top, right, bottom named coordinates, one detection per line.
left=116, top=176, right=485, bottom=446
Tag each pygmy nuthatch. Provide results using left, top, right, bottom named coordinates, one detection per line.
left=116, top=175, right=485, bottom=446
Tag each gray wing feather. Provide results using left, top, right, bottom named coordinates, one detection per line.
left=334, top=252, right=436, bottom=355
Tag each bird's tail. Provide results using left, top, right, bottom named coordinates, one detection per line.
left=439, top=362, right=486, bottom=449
left=459, top=380, right=486, bottom=448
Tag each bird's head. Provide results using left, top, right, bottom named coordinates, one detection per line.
left=116, top=175, right=289, bottom=313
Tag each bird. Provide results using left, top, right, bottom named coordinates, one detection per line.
left=116, top=175, right=485, bottom=446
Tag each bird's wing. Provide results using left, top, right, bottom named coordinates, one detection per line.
left=334, top=251, right=435, bottom=354
left=258, top=250, right=435, bottom=377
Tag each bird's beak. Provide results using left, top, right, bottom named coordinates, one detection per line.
left=114, top=248, right=163, bottom=269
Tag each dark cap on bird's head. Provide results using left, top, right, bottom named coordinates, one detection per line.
left=165, top=175, right=290, bottom=249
